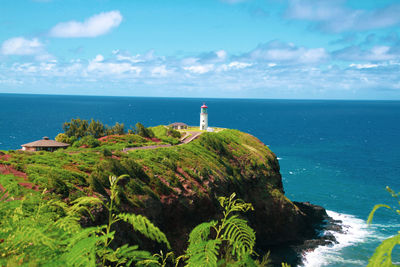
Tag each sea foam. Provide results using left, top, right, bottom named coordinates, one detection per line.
left=300, top=210, right=371, bottom=267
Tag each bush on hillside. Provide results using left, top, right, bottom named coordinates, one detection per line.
left=73, top=135, right=100, bottom=148
left=47, top=171, right=69, bottom=198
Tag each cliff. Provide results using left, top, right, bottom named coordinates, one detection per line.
left=0, top=128, right=334, bottom=265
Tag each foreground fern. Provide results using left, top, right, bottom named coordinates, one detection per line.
left=0, top=174, right=170, bottom=266
left=0, top=173, right=279, bottom=266
left=367, top=186, right=400, bottom=267
left=98, top=175, right=170, bottom=266
left=0, top=186, right=101, bottom=266
left=178, top=193, right=268, bottom=267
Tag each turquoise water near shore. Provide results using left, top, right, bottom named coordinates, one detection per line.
left=1, top=94, right=400, bottom=266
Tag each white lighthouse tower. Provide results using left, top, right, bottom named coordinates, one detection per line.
left=200, top=103, right=208, bottom=130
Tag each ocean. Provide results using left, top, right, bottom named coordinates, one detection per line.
left=1, top=93, right=400, bottom=266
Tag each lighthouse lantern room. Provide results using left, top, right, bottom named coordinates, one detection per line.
left=200, top=103, right=208, bottom=130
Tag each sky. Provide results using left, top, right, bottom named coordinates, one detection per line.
left=1, top=0, right=400, bottom=99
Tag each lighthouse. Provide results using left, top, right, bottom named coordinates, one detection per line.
left=200, top=103, right=208, bottom=130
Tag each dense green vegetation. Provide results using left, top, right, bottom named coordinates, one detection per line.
left=0, top=171, right=272, bottom=266
left=56, top=118, right=160, bottom=147
left=150, top=126, right=181, bottom=145
left=0, top=119, right=392, bottom=266
left=0, top=126, right=291, bottom=266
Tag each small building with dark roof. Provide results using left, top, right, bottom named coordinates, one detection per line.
left=21, top=136, right=69, bottom=152
left=169, top=122, right=188, bottom=130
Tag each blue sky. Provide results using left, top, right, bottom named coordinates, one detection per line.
left=1, top=0, right=400, bottom=99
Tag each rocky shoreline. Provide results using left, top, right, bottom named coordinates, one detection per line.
left=266, top=202, right=344, bottom=266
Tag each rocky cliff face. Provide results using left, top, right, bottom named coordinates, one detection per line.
left=83, top=129, right=334, bottom=266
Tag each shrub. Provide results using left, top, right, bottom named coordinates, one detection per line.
left=55, top=133, right=76, bottom=145
left=75, top=135, right=100, bottom=148
left=102, top=148, right=113, bottom=157
left=48, top=171, right=69, bottom=198
left=135, top=122, right=155, bottom=138
left=89, top=174, right=108, bottom=196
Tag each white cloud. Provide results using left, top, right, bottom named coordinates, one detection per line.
left=1, top=37, right=43, bottom=55
left=219, top=61, right=252, bottom=71
left=87, top=55, right=141, bottom=75
left=216, top=50, right=227, bottom=60
left=181, top=57, right=199, bottom=66
left=184, top=64, right=214, bottom=74
left=114, top=50, right=159, bottom=63
left=334, top=45, right=397, bottom=61
left=3, top=41, right=400, bottom=98
left=248, top=41, right=328, bottom=64
left=49, top=11, right=122, bottom=38
left=286, top=0, right=400, bottom=33
left=151, top=65, right=171, bottom=77
left=94, top=54, right=104, bottom=62
left=349, top=63, right=379, bottom=69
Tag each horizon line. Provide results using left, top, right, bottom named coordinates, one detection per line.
left=0, top=92, right=399, bottom=102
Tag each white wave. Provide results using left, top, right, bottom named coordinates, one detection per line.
left=277, top=157, right=282, bottom=160
left=300, top=210, right=371, bottom=267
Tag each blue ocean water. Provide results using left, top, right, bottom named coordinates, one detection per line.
left=1, top=94, right=400, bottom=266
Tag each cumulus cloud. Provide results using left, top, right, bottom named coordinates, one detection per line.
left=183, top=64, right=214, bottom=74
left=245, top=41, right=328, bottom=64
left=49, top=11, right=122, bottom=38
left=219, top=61, right=252, bottom=71
left=349, top=63, right=379, bottom=69
left=87, top=54, right=142, bottom=75
left=286, top=0, right=400, bottom=33
left=333, top=45, right=398, bottom=61
left=3, top=41, right=400, bottom=98
left=151, top=65, right=171, bottom=77
left=1, top=37, right=43, bottom=55
left=1, top=37, right=53, bottom=61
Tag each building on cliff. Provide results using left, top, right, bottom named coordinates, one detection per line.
left=200, top=103, right=208, bottom=130
left=169, top=122, right=188, bottom=130
left=21, top=136, right=69, bottom=152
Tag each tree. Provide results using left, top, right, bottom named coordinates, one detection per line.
left=87, top=119, right=105, bottom=138
left=108, top=122, right=125, bottom=135
left=55, top=133, right=76, bottom=145
left=63, top=118, right=89, bottom=138
left=135, top=122, right=154, bottom=138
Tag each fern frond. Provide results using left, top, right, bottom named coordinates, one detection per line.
left=117, top=213, right=171, bottom=249
left=367, top=233, right=400, bottom=267
left=227, top=253, right=259, bottom=267
left=219, top=193, right=254, bottom=216
left=221, top=215, right=256, bottom=259
left=186, top=239, right=221, bottom=267
left=69, top=196, right=103, bottom=216
left=53, top=216, right=81, bottom=234
left=188, top=220, right=218, bottom=246
left=12, top=224, right=57, bottom=250
left=62, top=234, right=98, bottom=267
left=367, top=204, right=391, bottom=225
left=112, top=244, right=155, bottom=266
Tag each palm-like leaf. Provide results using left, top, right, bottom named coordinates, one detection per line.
left=367, top=234, right=400, bottom=267
left=222, top=215, right=255, bottom=259
left=118, top=213, right=171, bottom=249
left=186, top=239, right=221, bottom=267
